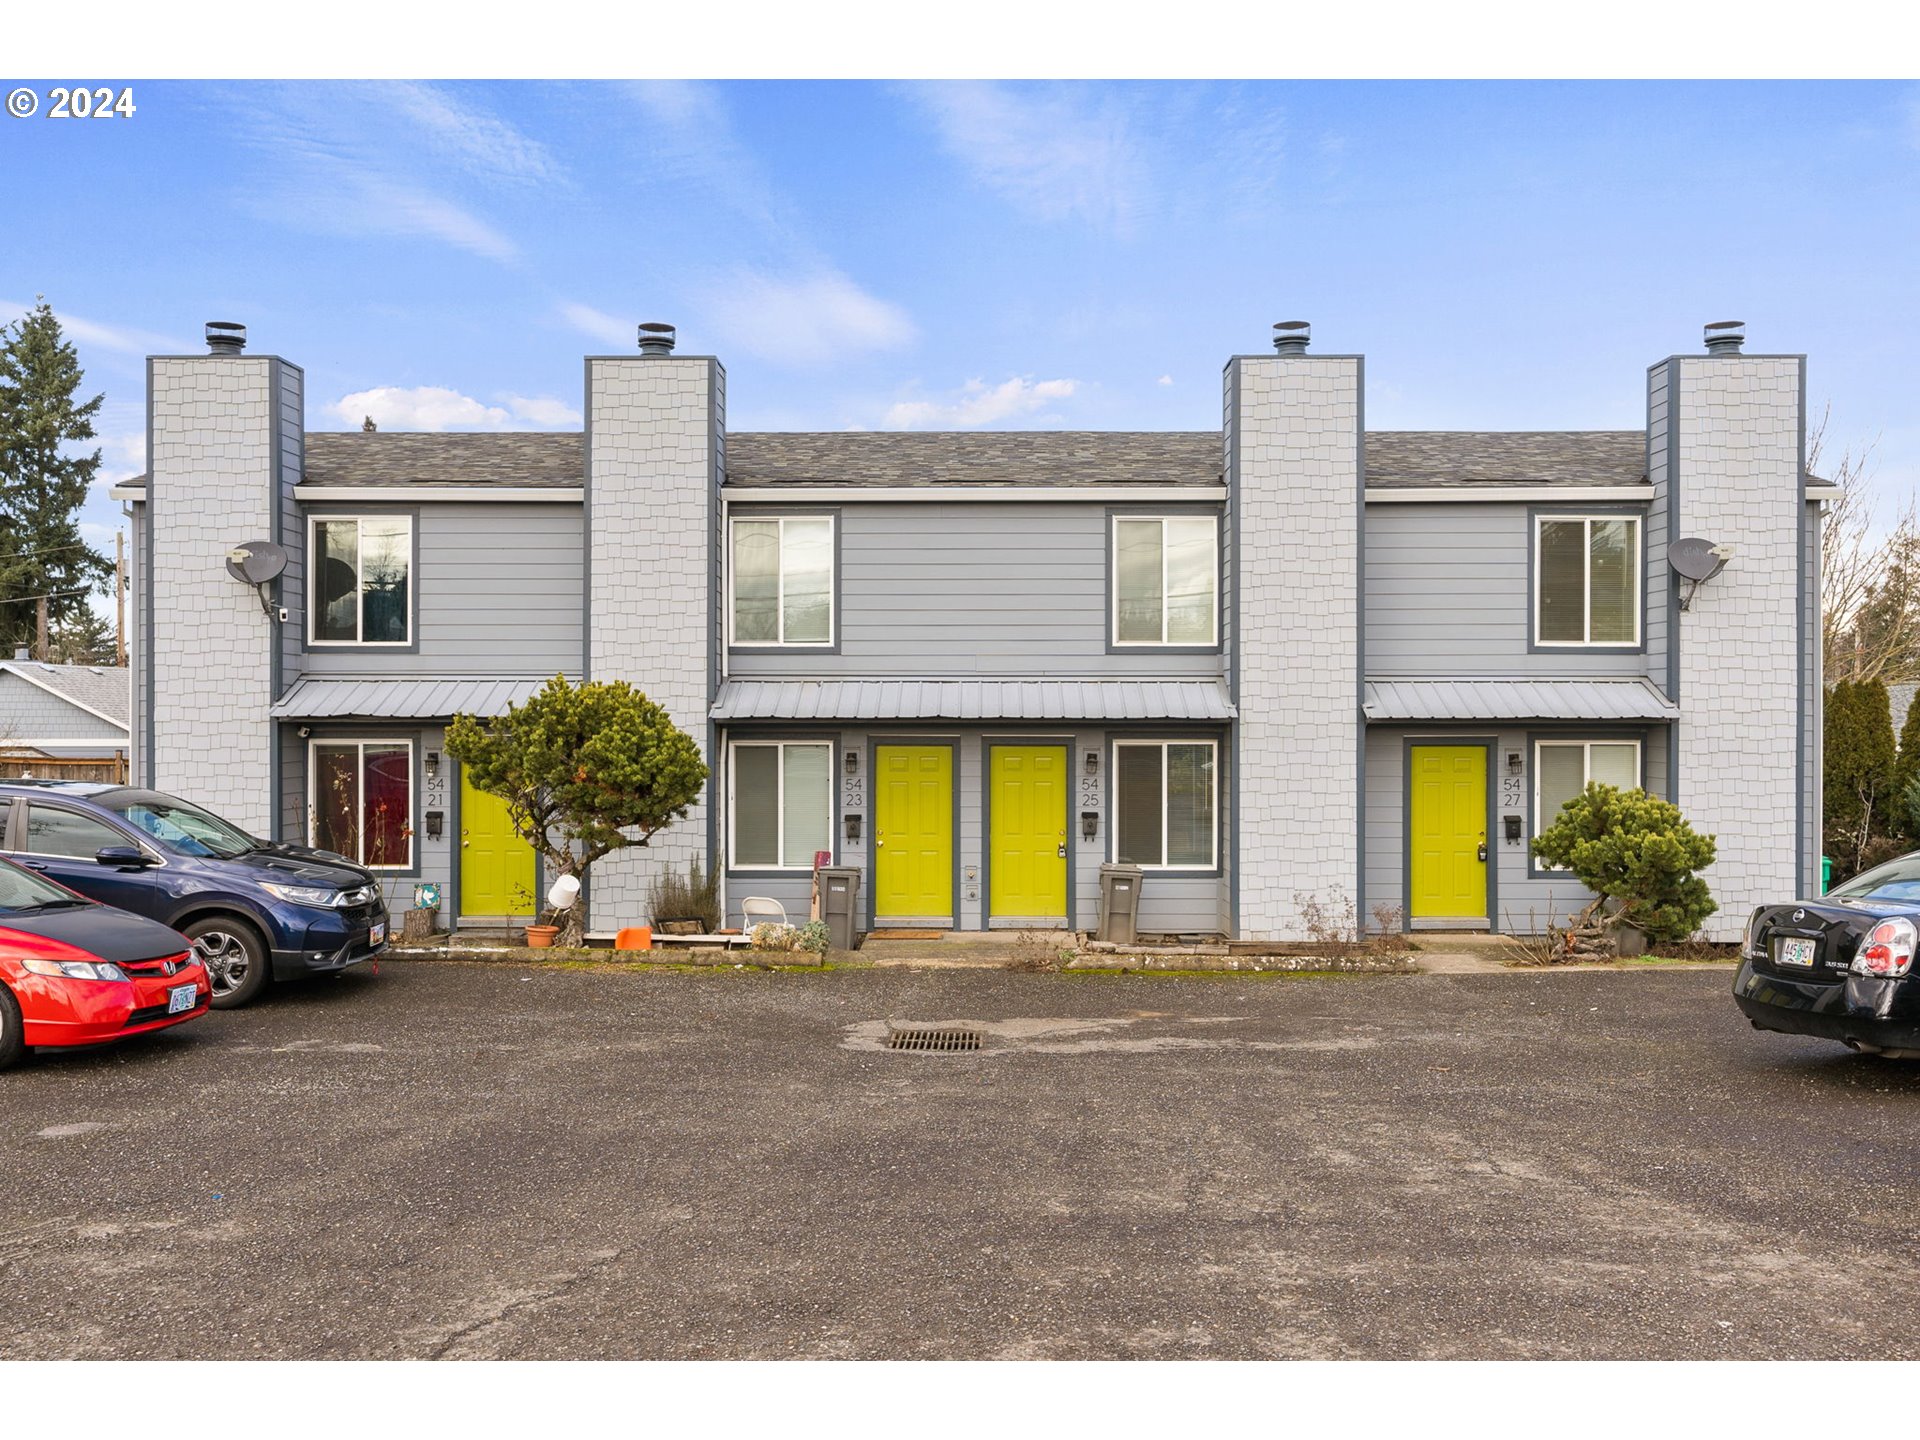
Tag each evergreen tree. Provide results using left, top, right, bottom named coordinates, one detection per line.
left=46, top=606, right=115, bottom=665
left=1824, top=680, right=1899, bottom=879
left=0, top=299, right=112, bottom=657
left=1892, top=687, right=1920, bottom=841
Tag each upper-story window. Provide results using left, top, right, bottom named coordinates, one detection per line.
left=1535, top=514, right=1640, bottom=647
left=1113, top=515, right=1217, bottom=647
left=311, top=516, right=412, bottom=646
left=731, top=515, right=833, bottom=646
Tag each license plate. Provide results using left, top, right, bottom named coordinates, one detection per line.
left=368, top=922, right=385, bottom=946
left=1775, top=937, right=1817, bottom=967
left=167, top=983, right=197, bottom=1014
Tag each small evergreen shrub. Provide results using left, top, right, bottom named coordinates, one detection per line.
left=1531, top=783, right=1717, bottom=944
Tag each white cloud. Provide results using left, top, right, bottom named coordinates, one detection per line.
left=380, top=82, right=562, bottom=187
left=1157, top=374, right=1174, bottom=386
left=327, top=386, right=577, bottom=431
left=703, top=269, right=914, bottom=367
left=883, top=376, right=1079, bottom=431
left=558, top=301, right=633, bottom=349
left=500, top=393, right=581, bottom=426
left=906, top=82, right=1147, bottom=231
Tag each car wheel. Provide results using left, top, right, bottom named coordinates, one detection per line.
left=185, top=917, right=270, bottom=1009
left=0, top=983, right=24, bottom=1070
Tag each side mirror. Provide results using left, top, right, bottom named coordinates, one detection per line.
left=95, top=845, right=154, bottom=868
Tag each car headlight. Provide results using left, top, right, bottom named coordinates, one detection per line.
left=262, top=882, right=344, bottom=908
left=21, top=958, right=129, bottom=982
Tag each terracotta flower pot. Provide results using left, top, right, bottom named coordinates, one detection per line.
left=524, top=924, right=560, bottom=948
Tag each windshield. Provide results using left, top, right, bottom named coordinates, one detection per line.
left=0, top=859, right=91, bottom=912
left=1828, top=854, right=1920, bottom=905
left=111, top=797, right=259, bottom=860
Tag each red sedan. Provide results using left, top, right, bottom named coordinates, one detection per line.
left=0, top=857, right=210, bottom=1069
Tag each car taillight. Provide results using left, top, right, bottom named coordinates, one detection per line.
left=1852, top=917, right=1917, bottom=978
left=1742, top=908, right=1763, bottom=957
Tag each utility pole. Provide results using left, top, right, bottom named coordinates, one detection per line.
left=34, top=595, right=47, bottom=661
left=115, top=531, right=126, bottom=667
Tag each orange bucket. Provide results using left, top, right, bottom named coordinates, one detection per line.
left=614, top=926, right=653, bottom=951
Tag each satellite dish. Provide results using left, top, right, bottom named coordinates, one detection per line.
left=225, top=540, right=288, bottom=586
left=1668, top=537, right=1728, bottom=583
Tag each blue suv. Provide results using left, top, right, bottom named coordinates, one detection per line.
left=0, top=782, right=389, bottom=1008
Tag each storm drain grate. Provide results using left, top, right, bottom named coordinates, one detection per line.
left=884, top=1026, right=984, bottom=1053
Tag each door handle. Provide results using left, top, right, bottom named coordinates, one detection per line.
left=1057, top=844, right=1067, bottom=858
left=1476, top=843, right=1488, bottom=863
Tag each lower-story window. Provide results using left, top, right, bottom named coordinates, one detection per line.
left=1535, top=738, right=1642, bottom=839
left=311, top=739, right=413, bottom=869
left=730, top=740, right=832, bottom=869
left=1114, top=739, right=1217, bottom=869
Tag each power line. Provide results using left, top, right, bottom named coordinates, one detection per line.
left=0, top=586, right=95, bottom=605
left=0, top=540, right=101, bottom=566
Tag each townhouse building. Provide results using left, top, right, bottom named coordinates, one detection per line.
left=115, top=319, right=1826, bottom=943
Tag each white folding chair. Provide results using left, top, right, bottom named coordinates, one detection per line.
left=741, top=896, right=789, bottom=929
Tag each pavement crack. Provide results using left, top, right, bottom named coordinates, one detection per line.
left=418, top=1248, right=623, bottom=1360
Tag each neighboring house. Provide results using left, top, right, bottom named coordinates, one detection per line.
left=0, top=654, right=130, bottom=781
left=114, top=319, right=1828, bottom=942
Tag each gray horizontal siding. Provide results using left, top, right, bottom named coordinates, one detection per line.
left=294, top=503, right=583, bottom=679
left=1365, top=503, right=1663, bottom=680
left=727, top=502, right=1224, bottom=679
left=0, top=672, right=127, bottom=741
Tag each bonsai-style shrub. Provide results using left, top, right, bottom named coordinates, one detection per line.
left=1531, top=782, right=1717, bottom=944
left=446, top=674, right=708, bottom=946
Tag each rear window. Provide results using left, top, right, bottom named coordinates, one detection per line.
left=1829, top=855, right=1920, bottom=903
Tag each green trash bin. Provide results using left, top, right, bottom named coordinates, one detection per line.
left=1821, top=855, right=1832, bottom=894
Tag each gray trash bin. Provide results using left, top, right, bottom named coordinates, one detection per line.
left=817, top=866, right=863, bottom=952
left=1097, top=863, right=1145, bottom=945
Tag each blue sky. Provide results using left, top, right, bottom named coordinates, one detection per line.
left=4, top=79, right=1917, bottom=572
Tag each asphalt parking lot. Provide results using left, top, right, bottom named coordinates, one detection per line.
left=2, top=960, right=1916, bottom=1359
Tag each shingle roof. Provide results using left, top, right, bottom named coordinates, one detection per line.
left=711, top=678, right=1237, bottom=723
left=1362, top=677, right=1679, bottom=723
left=0, top=661, right=130, bottom=728
left=724, top=432, right=1223, bottom=486
left=121, top=427, right=1653, bottom=490
left=1364, top=431, right=1645, bottom=487
left=303, top=432, right=583, bottom=487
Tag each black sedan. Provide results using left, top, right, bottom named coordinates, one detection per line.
left=1734, top=855, right=1920, bottom=1059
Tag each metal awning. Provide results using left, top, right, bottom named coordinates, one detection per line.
left=269, top=677, right=551, bottom=721
left=711, top=679, right=1236, bottom=723
left=1363, top=678, right=1679, bottom=723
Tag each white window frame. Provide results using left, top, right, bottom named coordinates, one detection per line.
left=1110, top=515, right=1219, bottom=648
left=1533, top=738, right=1644, bottom=859
left=727, top=514, right=836, bottom=648
left=1110, top=738, right=1218, bottom=871
left=727, top=740, right=834, bottom=871
left=307, top=737, right=414, bottom=871
left=307, top=514, right=415, bottom=647
left=1532, top=512, right=1642, bottom=648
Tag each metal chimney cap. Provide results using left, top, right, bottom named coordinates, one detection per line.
left=637, top=322, right=677, bottom=356
left=1703, top=319, right=1746, bottom=355
left=205, top=320, right=247, bottom=355
left=1272, top=320, right=1311, bottom=354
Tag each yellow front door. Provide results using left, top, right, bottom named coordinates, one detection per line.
left=460, top=767, right=536, bottom=916
left=874, top=745, right=953, bottom=920
left=1409, top=745, right=1487, bottom=921
left=989, top=745, right=1068, bottom=921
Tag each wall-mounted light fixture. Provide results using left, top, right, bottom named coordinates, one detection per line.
left=1507, top=750, right=1522, bottom=775
left=844, top=750, right=858, bottom=776
left=844, top=813, right=862, bottom=843
left=1085, top=750, right=1099, bottom=777
left=425, top=810, right=444, bottom=840
left=1080, top=810, right=1099, bottom=841
left=425, top=749, right=441, bottom=777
